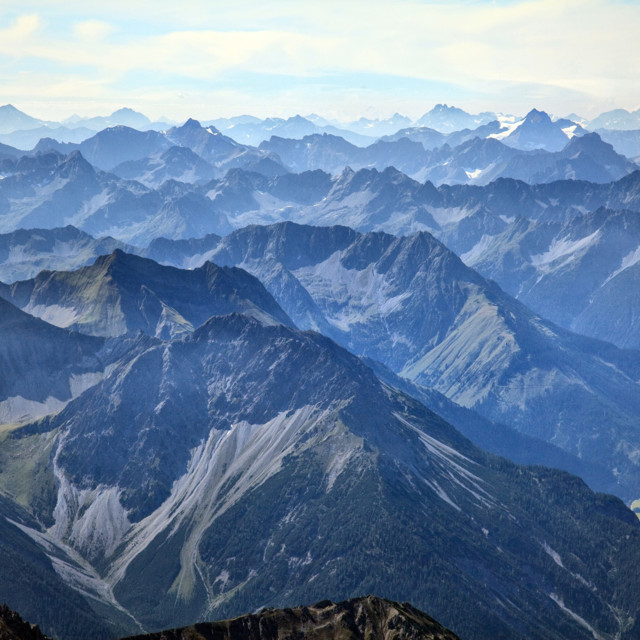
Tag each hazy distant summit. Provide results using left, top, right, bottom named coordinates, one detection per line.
left=2, top=102, right=639, bottom=143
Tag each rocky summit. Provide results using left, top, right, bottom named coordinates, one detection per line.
left=120, top=596, right=460, bottom=640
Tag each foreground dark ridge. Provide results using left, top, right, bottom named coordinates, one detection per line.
left=0, top=604, right=51, bottom=640
left=120, top=596, right=460, bottom=640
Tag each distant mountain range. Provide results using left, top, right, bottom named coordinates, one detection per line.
left=0, top=149, right=234, bottom=243
left=2, top=102, right=640, bottom=152
left=1, top=109, right=635, bottom=194
left=2, top=157, right=640, bottom=352
left=3, top=101, right=640, bottom=640
left=258, top=124, right=634, bottom=185
left=0, top=140, right=636, bottom=248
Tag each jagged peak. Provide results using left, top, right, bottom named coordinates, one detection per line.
left=181, top=117, right=202, bottom=129
left=523, top=108, right=552, bottom=123
left=94, top=248, right=149, bottom=273
left=564, top=130, right=605, bottom=148
left=56, top=149, right=95, bottom=177
left=193, top=309, right=265, bottom=334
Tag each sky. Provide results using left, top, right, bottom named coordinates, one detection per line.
left=1, top=0, right=639, bottom=123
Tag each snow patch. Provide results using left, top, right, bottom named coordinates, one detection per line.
left=465, top=168, right=484, bottom=180
left=489, top=118, right=524, bottom=141
left=561, top=125, right=579, bottom=139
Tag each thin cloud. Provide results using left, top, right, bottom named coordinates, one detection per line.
left=73, top=20, right=114, bottom=41
left=0, top=0, right=639, bottom=120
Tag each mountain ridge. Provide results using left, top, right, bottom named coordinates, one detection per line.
left=2, top=249, right=293, bottom=337
left=4, top=310, right=640, bottom=639
left=119, top=596, right=461, bottom=640
left=139, top=221, right=640, bottom=500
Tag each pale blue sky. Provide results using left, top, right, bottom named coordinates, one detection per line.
left=1, top=0, right=639, bottom=122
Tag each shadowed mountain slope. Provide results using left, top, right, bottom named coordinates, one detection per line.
left=2, top=250, right=292, bottom=337
left=3, top=313, right=640, bottom=640
left=144, top=222, right=640, bottom=501
left=0, top=296, right=106, bottom=424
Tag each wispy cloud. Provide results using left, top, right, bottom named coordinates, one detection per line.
left=1, top=0, right=638, bottom=120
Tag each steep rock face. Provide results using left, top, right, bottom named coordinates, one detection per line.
left=32, top=315, right=378, bottom=522
left=466, top=208, right=640, bottom=349
left=150, top=222, right=640, bottom=500
left=120, top=596, right=460, bottom=640
left=500, top=109, right=573, bottom=152
left=5, top=313, right=640, bottom=640
left=0, top=296, right=106, bottom=424
left=2, top=250, right=292, bottom=337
